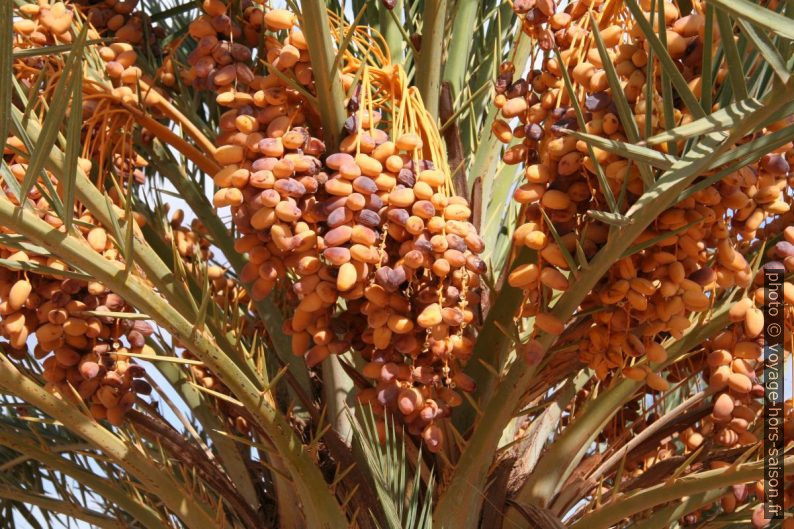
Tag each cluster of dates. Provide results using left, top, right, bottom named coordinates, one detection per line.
left=498, top=0, right=793, bottom=525
left=2, top=1, right=170, bottom=425
left=499, top=0, right=793, bottom=390
left=188, top=0, right=486, bottom=451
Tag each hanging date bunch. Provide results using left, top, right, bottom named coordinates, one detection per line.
left=323, top=64, right=486, bottom=452
left=0, top=139, right=154, bottom=425
left=186, top=1, right=327, bottom=302
left=499, top=0, right=793, bottom=389
left=195, top=0, right=487, bottom=451
left=493, top=0, right=793, bottom=524
left=3, top=4, right=167, bottom=425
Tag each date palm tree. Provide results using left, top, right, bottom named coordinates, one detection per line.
left=0, top=0, right=792, bottom=528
